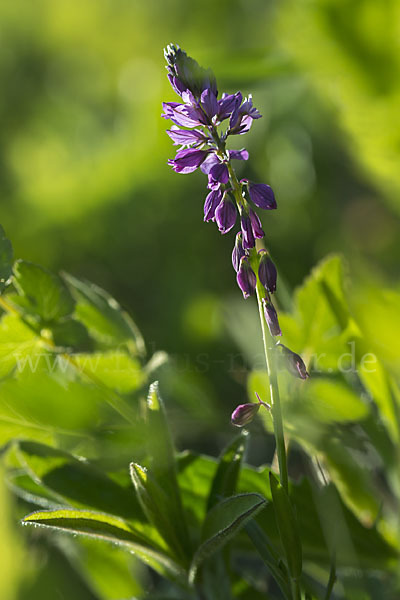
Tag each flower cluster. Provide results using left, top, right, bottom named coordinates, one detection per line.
left=162, top=44, right=309, bottom=399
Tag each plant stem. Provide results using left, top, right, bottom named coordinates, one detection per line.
left=255, top=283, right=289, bottom=493
left=225, top=162, right=289, bottom=494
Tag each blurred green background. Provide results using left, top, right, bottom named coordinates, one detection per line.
left=1, top=0, right=400, bottom=597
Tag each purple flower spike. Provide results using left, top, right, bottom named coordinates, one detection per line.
left=278, top=344, right=309, bottom=380
left=258, top=251, right=277, bottom=293
left=215, top=196, right=237, bottom=234
left=248, top=182, right=277, bottom=210
left=204, top=189, right=223, bottom=222
left=236, top=257, right=257, bottom=299
left=168, top=148, right=209, bottom=174
left=231, top=402, right=260, bottom=427
left=262, top=299, right=282, bottom=336
left=249, top=207, right=265, bottom=239
left=232, top=232, right=245, bottom=272
left=241, top=213, right=255, bottom=250
left=209, top=161, right=229, bottom=185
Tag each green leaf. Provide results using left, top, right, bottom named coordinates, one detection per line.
left=189, top=493, right=267, bottom=583
left=130, top=463, right=188, bottom=565
left=145, top=381, right=191, bottom=555
left=63, top=272, right=145, bottom=356
left=0, top=312, right=43, bottom=379
left=296, top=378, right=369, bottom=424
left=0, top=225, right=13, bottom=294
left=13, top=260, right=75, bottom=323
left=22, top=508, right=186, bottom=583
left=206, top=431, right=248, bottom=511
left=73, top=351, right=145, bottom=393
left=269, top=472, right=302, bottom=579
left=15, top=441, right=145, bottom=521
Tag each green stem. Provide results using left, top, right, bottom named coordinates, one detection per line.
left=226, top=163, right=289, bottom=494
left=255, top=283, right=289, bottom=494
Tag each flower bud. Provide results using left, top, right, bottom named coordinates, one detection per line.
left=249, top=207, right=265, bottom=239
left=240, top=213, right=255, bottom=250
left=278, top=344, right=309, bottom=379
left=204, top=189, right=223, bottom=222
left=237, top=257, right=257, bottom=299
left=231, top=402, right=260, bottom=427
left=232, top=232, right=245, bottom=272
left=215, top=196, right=237, bottom=234
left=258, top=251, right=277, bottom=293
left=262, top=298, right=282, bottom=336
left=247, top=182, right=277, bottom=210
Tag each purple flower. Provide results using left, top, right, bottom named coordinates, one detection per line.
left=200, top=88, right=218, bottom=121
left=231, top=402, right=260, bottom=427
left=263, top=299, right=282, bottom=336
left=232, top=232, right=245, bottom=272
left=162, top=102, right=204, bottom=128
left=249, top=207, right=265, bottom=239
left=229, top=148, right=249, bottom=162
left=241, top=213, right=255, bottom=250
left=200, top=152, right=220, bottom=175
left=215, top=197, right=237, bottom=233
left=209, top=161, right=229, bottom=185
left=247, top=182, right=277, bottom=210
left=166, top=127, right=207, bottom=147
left=204, top=189, right=223, bottom=222
left=218, top=92, right=241, bottom=121
left=168, top=148, right=209, bottom=174
left=278, top=344, right=309, bottom=380
left=236, top=257, right=257, bottom=299
left=258, top=251, right=277, bottom=293
left=229, top=94, right=261, bottom=135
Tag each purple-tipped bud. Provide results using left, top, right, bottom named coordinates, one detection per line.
left=164, top=44, right=217, bottom=99
left=232, top=232, right=245, bottom=272
left=247, top=182, right=277, bottom=210
left=236, top=257, right=257, bottom=299
left=258, top=251, right=277, bottom=293
left=262, top=299, right=282, bottom=336
left=204, top=189, right=223, bottom=222
left=215, top=196, right=237, bottom=234
left=231, top=402, right=260, bottom=427
left=240, top=213, right=255, bottom=250
left=278, top=344, right=309, bottom=380
left=249, top=207, right=265, bottom=239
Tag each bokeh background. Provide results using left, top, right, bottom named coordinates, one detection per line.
left=1, top=0, right=400, bottom=597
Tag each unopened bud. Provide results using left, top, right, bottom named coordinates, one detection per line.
left=278, top=344, right=309, bottom=379
left=258, top=251, right=277, bottom=293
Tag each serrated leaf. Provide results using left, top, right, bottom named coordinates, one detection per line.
left=189, top=493, right=267, bottom=583
left=22, top=508, right=186, bottom=583
left=269, top=472, right=302, bottom=579
left=0, top=225, right=13, bottom=293
left=145, top=381, right=191, bottom=555
left=13, top=260, right=75, bottom=323
left=63, top=272, right=145, bottom=356
left=206, top=431, right=248, bottom=511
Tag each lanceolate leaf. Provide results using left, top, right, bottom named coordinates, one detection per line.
left=22, top=509, right=186, bottom=583
left=146, top=381, right=191, bottom=555
left=130, top=462, right=189, bottom=566
left=269, top=472, right=302, bottom=579
left=189, top=493, right=267, bottom=583
left=206, top=431, right=248, bottom=511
